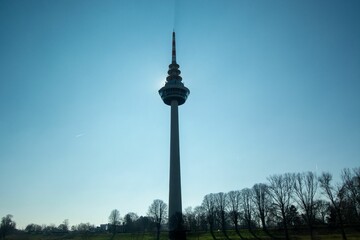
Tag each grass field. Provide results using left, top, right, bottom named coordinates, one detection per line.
left=6, top=228, right=360, bottom=240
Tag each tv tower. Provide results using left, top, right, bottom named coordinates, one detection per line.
left=159, top=31, right=189, bottom=240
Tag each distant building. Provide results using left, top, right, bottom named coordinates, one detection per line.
left=99, top=224, right=108, bottom=231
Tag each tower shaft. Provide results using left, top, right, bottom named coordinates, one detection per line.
left=169, top=99, right=182, bottom=227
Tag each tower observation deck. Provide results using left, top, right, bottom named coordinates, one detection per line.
left=159, top=32, right=190, bottom=106
left=159, top=32, right=189, bottom=240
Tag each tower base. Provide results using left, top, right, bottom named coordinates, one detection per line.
left=168, top=212, right=186, bottom=240
left=169, top=230, right=186, bottom=240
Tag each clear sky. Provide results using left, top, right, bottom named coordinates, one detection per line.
left=1, top=0, right=359, bottom=229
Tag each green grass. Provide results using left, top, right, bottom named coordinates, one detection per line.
left=6, top=229, right=360, bottom=240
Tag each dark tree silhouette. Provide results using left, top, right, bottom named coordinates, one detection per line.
left=123, top=212, right=139, bottom=233
left=108, top=209, right=121, bottom=240
left=314, top=199, right=330, bottom=224
left=202, top=193, right=217, bottom=240
left=267, top=173, right=294, bottom=240
left=25, top=223, right=42, bottom=233
left=226, top=190, right=245, bottom=239
left=42, top=224, right=57, bottom=234
left=72, top=222, right=95, bottom=240
left=135, top=216, right=154, bottom=234
left=341, top=168, right=360, bottom=221
left=0, top=215, right=16, bottom=240
left=214, top=192, right=231, bottom=240
left=148, top=199, right=167, bottom=240
left=193, top=206, right=207, bottom=233
left=286, top=205, right=302, bottom=227
left=58, top=219, right=69, bottom=233
left=184, top=207, right=197, bottom=232
left=293, top=172, right=318, bottom=239
left=252, top=183, right=276, bottom=239
left=319, top=172, right=347, bottom=240
left=241, top=188, right=260, bottom=240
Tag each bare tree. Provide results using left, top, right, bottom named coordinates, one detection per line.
left=341, top=167, right=360, bottom=221
left=241, top=188, right=260, bottom=240
left=108, top=209, right=121, bottom=239
left=148, top=199, right=167, bottom=240
left=74, top=222, right=95, bottom=240
left=25, top=223, right=42, bottom=233
left=214, top=192, right=230, bottom=240
left=42, top=224, right=57, bottom=234
left=184, top=207, right=197, bottom=233
left=226, top=190, right=245, bottom=239
left=58, top=219, right=69, bottom=233
left=193, top=206, right=207, bottom=233
left=252, top=183, right=276, bottom=239
left=267, top=173, right=295, bottom=240
left=293, top=172, right=318, bottom=239
left=124, top=212, right=139, bottom=233
left=202, top=193, right=217, bottom=240
left=134, top=216, right=154, bottom=234
left=319, top=172, right=347, bottom=240
left=314, top=199, right=330, bottom=224
left=0, top=215, right=16, bottom=240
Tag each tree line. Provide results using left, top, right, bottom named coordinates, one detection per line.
left=0, top=200, right=168, bottom=240
left=181, top=167, right=359, bottom=240
left=1, top=167, right=359, bottom=240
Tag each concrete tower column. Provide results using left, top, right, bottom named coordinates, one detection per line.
left=169, top=99, right=182, bottom=228
left=159, top=32, right=189, bottom=240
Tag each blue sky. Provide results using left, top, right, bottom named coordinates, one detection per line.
left=1, top=0, right=359, bottom=229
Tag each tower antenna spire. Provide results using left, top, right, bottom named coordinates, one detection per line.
left=172, top=31, right=177, bottom=64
